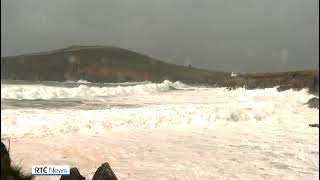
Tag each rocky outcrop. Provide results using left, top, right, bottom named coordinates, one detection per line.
left=226, top=86, right=236, bottom=91
left=92, top=162, right=118, bottom=180
left=59, top=162, right=118, bottom=180
left=309, top=124, right=319, bottom=128
left=60, top=167, right=85, bottom=180
left=305, top=97, right=319, bottom=109
left=217, top=71, right=319, bottom=95
left=277, top=85, right=292, bottom=92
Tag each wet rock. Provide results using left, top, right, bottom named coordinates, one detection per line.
left=309, top=124, right=319, bottom=128
left=277, top=85, right=291, bottom=92
left=1, top=142, right=11, bottom=172
left=305, top=97, right=319, bottom=109
left=92, top=162, right=117, bottom=180
left=60, top=167, right=85, bottom=180
left=226, top=86, right=237, bottom=91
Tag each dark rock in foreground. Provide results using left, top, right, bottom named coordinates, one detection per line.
left=92, top=162, right=118, bottom=180
left=60, top=167, right=85, bottom=180
left=60, top=162, right=118, bottom=180
left=309, top=124, right=319, bottom=128
left=306, top=97, right=319, bottom=109
left=1, top=141, right=11, bottom=172
left=1, top=141, right=33, bottom=180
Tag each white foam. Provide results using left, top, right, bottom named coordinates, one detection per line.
left=66, top=79, right=91, bottom=84
left=1, top=84, right=318, bottom=179
left=1, top=87, right=317, bottom=138
left=1, top=80, right=188, bottom=100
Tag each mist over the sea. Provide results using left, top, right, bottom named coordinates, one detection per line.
left=1, top=0, right=318, bottom=72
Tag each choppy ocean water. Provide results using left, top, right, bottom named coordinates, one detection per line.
left=1, top=80, right=319, bottom=179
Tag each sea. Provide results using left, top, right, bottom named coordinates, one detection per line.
left=1, top=80, right=319, bottom=179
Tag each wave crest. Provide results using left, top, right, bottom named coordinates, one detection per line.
left=1, top=80, right=188, bottom=100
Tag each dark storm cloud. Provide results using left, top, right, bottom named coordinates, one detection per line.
left=1, top=0, right=318, bottom=72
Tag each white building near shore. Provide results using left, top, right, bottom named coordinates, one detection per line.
left=230, top=72, right=238, bottom=77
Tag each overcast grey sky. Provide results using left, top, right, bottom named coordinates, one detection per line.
left=1, top=0, right=318, bottom=72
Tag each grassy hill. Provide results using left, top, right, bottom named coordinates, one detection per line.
left=1, top=45, right=228, bottom=84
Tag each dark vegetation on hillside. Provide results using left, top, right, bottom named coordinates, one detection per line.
left=1, top=45, right=227, bottom=84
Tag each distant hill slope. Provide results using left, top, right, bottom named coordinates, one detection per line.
left=1, top=45, right=228, bottom=83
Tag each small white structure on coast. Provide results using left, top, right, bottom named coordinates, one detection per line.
left=230, top=72, right=238, bottom=77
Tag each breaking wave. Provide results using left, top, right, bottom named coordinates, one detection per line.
left=1, top=87, right=317, bottom=138
left=1, top=80, right=188, bottom=100
left=66, top=79, right=91, bottom=84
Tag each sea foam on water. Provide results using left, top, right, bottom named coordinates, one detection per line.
left=0, top=81, right=318, bottom=179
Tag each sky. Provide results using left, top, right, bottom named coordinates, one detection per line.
left=1, top=0, right=319, bottom=73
